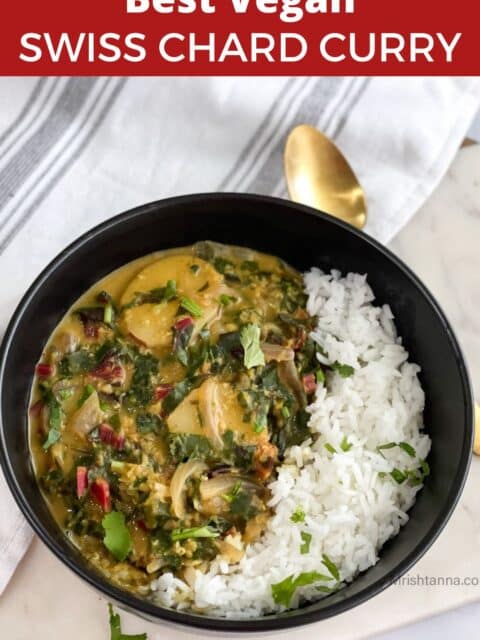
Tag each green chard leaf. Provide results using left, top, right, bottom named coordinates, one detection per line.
left=58, top=348, right=95, bottom=376
left=108, top=604, right=147, bottom=640
left=300, top=531, right=312, bottom=554
left=162, top=377, right=203, bottom=415
left=102, top=512, right=132, bottom=562
left=271, top=571, right=331, bottom=608
left=240, top=323, right=265, bottom=369
left=168, top=433, right=212, bottom=462
left=136, top=413, right=164, bottom=434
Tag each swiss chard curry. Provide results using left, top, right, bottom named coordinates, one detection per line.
left=29, top=242, right=326, bottom=594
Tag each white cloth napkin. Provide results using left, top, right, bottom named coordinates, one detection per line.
left=0, top=76, right=479, bottom=595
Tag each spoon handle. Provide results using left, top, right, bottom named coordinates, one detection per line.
left=474, top=404, right=480, bottom=455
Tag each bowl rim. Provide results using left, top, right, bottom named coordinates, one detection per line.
left=0, top=192, right=474, bottom=631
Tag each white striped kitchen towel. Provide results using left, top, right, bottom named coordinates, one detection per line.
left=0, top=75, right=479, bottom=594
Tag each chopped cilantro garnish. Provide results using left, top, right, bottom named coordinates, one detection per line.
left=108, top=604, right=147, bottom=640
left=332, top=362, right=355, bottom=378
left=315, top=369, right=325, bottom=385
left=324, top=443, right=336, bottom=455
left=219, top=294, right=236, bottom=306
left=271, top=571, right=331, bottom=607
left=322, top=554, right=340, bottom=581
left=57, top=388, right=74, bottom=402
left=240, top=323, right=265, bottom=369
left=222, top=481, right=242, bottom=504
left=340, top=436, right=353, bottom=452
left=398, top=442, right=416, bottom=458
left=290, top=506, right=306, bottom=523
left=420, top=459, right=430, bottom=477
left=171, top=525, right=219, bottom=542
left=103, top=303, right=114, bottom=325
left=179, top=296, right=203, bottom=318
left=102, top=511, right=132, bottom=562
left=300, top=531, right=312, bottom=554
left=377, top=441, right=417, bottom=459
left=390, top=468, right=407, bottom=484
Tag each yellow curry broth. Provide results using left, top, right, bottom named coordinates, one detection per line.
left=29, top=242, right=317, bottom=594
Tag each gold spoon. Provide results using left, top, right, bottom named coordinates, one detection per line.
left=284, top=123, right=480, bottom=455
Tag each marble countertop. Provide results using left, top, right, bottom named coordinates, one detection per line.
left=0, top=144, right=479, bottom=640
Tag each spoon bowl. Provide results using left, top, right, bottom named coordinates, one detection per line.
left=285, top=124, right=367, bottom=230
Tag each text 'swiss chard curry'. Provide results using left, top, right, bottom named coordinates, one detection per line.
left=29, top=241, right=430, bottom=616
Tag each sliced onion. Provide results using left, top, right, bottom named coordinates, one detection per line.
left=170, top=460, right=207, bottom=519
left=278, top=360, right=306, bottom=408
left=199, top=475, right=239, bottom=502
left=69, top=391, right=104, bottom=436
left=261, top=342, right=294, bottom=362
left=198, top=378, right=224, bottom=449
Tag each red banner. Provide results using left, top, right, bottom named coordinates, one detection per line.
left=1, top=0, right=478, bottom=75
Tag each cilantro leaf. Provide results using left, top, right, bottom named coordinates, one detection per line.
left=271, top=571, right=331, bottom=607
left=340, top=436, right=353, bottom=452
left=108, top=604, right=147, bottom=640
left=102, top=512, right=132, bottom=561
left=240, top=323, right=265, bottom=369
left=300, top=531, right=312, bottom=554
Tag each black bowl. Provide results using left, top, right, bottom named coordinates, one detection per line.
left=0, top=193, right=474, bottom=631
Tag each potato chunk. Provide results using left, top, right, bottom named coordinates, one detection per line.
left=120, top=255, right=223, bottom=348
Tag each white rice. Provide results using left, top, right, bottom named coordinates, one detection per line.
left=151, top=269, right=431, bottom=617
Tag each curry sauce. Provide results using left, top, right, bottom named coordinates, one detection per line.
left=29, top=242, right=324, bottom=595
